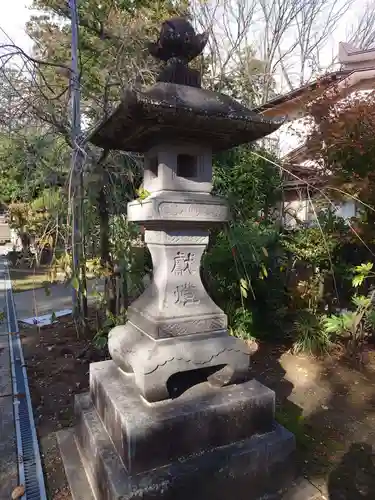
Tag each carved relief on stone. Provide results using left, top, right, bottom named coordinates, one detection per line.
left=145, top=230, right=209, bottom=245
left=127, top=304, right=227, bottom=338
left=128, top=237, right=220, bottom=323
left=159, top=322, right=188, bottom=336
left=128, top=194, right=229, bottom=223
left=159, top=316, right=226, bottom=336
left=158, top=201, right=227, bottom=220
left=108, top=321, right=251, bottom=402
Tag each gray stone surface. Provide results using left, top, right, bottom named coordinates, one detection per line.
left=109, top=322, right=251, bottom=402
left=143, top=144, right=213, bottom=194
left=104, top=130, right=259, bottom=404
left=128, top=228, right=226, bottom=339
left=89, top=361, right=275, bottom=474
left=72, top=388, right=295, bottom=500
left=0, top=395, right=18, bottom=498
left=0, top=337, right=12, bottom=396
left=127, top=190, right=230, bottom=224
left=57, top=429, right=95, bottom=500
left=60, top=23, right=295, bottom=499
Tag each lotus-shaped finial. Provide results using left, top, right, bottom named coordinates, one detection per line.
left=148, top=17, right=208, bottom=63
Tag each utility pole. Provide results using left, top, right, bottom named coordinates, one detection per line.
left=69, top=0, right=82, bottom=319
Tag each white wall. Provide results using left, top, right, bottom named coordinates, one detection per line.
left=283, top=199, right=309, bottom=228
left=335, top=201, right=356, bottom=219
left=282, top=199, right=356, bottom=228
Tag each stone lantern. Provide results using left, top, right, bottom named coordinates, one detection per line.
left=58, top=17, right=295, bottom=500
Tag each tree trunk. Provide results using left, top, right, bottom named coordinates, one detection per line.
left=98, top=181, right=116, bottom=316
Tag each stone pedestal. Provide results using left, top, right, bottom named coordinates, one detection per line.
left=58, top=361, right=295, bottom=500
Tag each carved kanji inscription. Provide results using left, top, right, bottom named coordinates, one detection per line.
left=171, top=251, right=195, bottom=275
left=174, top=283, right=200, bottom=306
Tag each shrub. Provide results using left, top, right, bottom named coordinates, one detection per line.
left=292, top=310, right=332, bottom=355
left=229, top=307, right=255, bottom=341
left=323, top=263, right=375, bottom=356
left=324, top=294, right=375, bottom=355
left=204, top=221, right=290, bottom=340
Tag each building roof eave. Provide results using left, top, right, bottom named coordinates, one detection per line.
left=253, top=70, right=352, bottom=113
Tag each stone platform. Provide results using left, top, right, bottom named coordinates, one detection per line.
left=59, top=360, right=297, bottom=500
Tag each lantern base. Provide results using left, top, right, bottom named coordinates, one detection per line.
left=108, top=321, right=252, bottom=402
left=58, top=360, right=296, bottom=500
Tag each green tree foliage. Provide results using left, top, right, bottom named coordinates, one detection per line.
left=213, top=145, right=281, bottom=222
left=27, top=0, right=190, bottom=125
left=0, top=68, right=30, bottom=134
left=0, top=131, right=70, bottom=205
left=203, top=147, right=287, bottom=340
left=204, top=220, right=290, bottom=341
left=324, top=263, right=375, bottom=355
left=8, top=186, right=68, bottom=267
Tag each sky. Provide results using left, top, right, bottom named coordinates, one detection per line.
left=1, top=0, right=33, bottom=51
left=1, top=0, right=356, bottom=60
left=1, top=0, right=359, bottom=68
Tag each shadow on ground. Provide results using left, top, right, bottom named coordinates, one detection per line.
left=9, top=266, right=51, bottom=293
left=251, top=341, right=295, bottom=401
left=251, top=342, right=375, bottom=499
left=328, top=443, right=375, bottom=499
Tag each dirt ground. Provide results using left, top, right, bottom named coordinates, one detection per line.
left=20, top=319, right=375, bottom=500
left=20, top=315, right=108, bottom=499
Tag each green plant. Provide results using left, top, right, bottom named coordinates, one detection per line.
left=203, top=221, right=290, bottom=340
left=292, top=310, right=332, bottom=355
left=324, top=294, right=375, bottom=354
left=323, top=262, right=375, bottom=355
left=281, top=213, right=358, bottom=316
left=93, top=310, right=128, bottom=348
left=282, top=225, right=340, bottom=268
left=135, top=188, right=151, bottom=202
left=293, top=273, right=325, bottom=313
left=352, top=262, right=375, bottom=287
left=213, top=145, right=281, bottom=222
left=229, top=307, right=255, bottom=341
left=275, top=405, right=312, bottom=449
